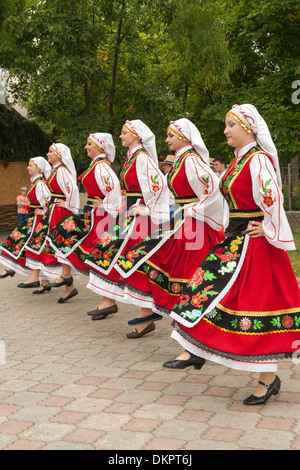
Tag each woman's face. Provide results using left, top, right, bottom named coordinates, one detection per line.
left=47, top=147, right=61, bottom=165
left=165, top=131, right=188, bottom=152
left=224, top=115, right=254, bottom=148
left=120, top=127, right=140, bottom=149
left=27, top=162, right=39, bottom=178
left=85, top=139, right=101, bottom=159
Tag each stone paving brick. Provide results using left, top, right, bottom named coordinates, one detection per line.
left=257, top=416, right=296, bottom=431
left=143, top=437, right=186, bottom=450
left=50, top=411, right=89, bottom=425
left=122, top=418, right=161, bottom=432
left=0, top=420, right=33, bottom=435
left=202, top=426, right=243, bottom=443
left=64, top=428, right=106, bottom=444
left=0, top=243, right=299, bottom=451
left=4, top=439, right=46, bottom=450
left=0, top=404, right=22, bottom=416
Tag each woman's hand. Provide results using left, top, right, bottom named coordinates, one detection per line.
left=246, top=221, right=265, bottom=238
left=92, top=197, right=104, bottom=208
left=184, top=207, right=191, bottom=218
left=56, top=199, right=66, bottom=208
left=34, top=208, right=43, bottom=216
left=130, top=204, right=147, bottom=217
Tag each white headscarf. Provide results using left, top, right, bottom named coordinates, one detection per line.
left=228, top=104, right=282, bottom=188
left=88, top=133, right=116, bottom=162
left=51, top=143, right=77, bottom=182
left=168, top=118, right=210, bottom=166
left=29, top=156, right=51, bottom=179
left=124, top=120, right=158, bottom=165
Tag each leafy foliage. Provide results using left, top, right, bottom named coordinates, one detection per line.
left=0, top=0, right=299, bottom=166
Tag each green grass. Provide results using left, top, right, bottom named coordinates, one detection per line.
left=289, top=231, right=300, bottom=278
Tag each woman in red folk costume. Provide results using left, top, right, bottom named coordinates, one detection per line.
left=46, top=133, right=122, bottom=297
left=0, top=157, right=51, bottom=281
left=25, top=143, right=80, bottom=302
left=84, top=120, right=170, bottom=321
left=116, top=118, right=224, bottom=338
left=168, top=104, right=300, bottom=405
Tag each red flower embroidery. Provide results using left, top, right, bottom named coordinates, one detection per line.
left=36, top=222, right=44, bottom=232
left=263, top=195, right=275, bottom=207
left=100, top=233, right=113, bottom=245
left=171, top=283, right=181, bottom=293
left=178, top=294, right=190, bottom=306
left=282, top=315, right=293, bottom=328
left=63, top=219, right=77, bottom=231
left=11, top=230, right=22, bottom=241
left=188, top=267, right=205, bottom=287
left=191, top=292, right=203, bottom=308
left=92, top=248, right=102, bottom=258
left=56, top=235, right=65, bottom=243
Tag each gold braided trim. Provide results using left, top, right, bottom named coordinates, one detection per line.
left=229, top=211, right=264, bottom=218
left=51, top=193, right=66, bottom=199
left=123, top=124, right=140, bottom=139
left=125, top=192, right=143, bottom=197
left=29, top=204, right=42, bottom=209
left=202, top=316, right=300, bottom=336
left=87, top=137, right=104, bottom=152
left=50, top=145, right=62, bottom=159
left=87, top=197, right=98, bottom=202
left=226, top=111, right=253, bottom=133
left=29, top=159, right=43, bottom=174
left=175, top=197, right=199, bottom=204
left=145, top=260, right=190, bottom=283
left=168, top=125, right=189, bottom=141
left=216, top=303, right=300, bottom=317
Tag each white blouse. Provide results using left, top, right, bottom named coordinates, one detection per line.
left=129, top=145, right=170, bottom=224
left=31, top=175, right=52, bottom=215
left=52, top=164, right=80, bottom=214
left=236, top=141, right=295, bottom=251
left=93, top=156, right=122, bottom=218
left=174, top=145, right=224, bottom=232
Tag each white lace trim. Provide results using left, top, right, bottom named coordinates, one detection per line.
left=171, top=329, right=278, bottom=373
left=122, top=287, right=172, bottom=320
left=86, top=272, right=127, bottom=302
left=0, top=255, right=30, bottom=277
left=170, top=233, right=250, bottom=328
left=25, top=257, right=79, bottom=280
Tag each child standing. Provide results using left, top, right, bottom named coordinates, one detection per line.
left=16, top=186, right=30, bottom=225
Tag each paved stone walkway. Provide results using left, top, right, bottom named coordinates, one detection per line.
left=0, top=235, right=299, bottom=451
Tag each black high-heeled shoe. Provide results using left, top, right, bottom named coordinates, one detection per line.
left=163, top=353, right=205, bottom=370
left=0, top=269, right=15, bottom=279
left=32, top=284, right=52, bottom=294
left=48, top=276, right=73, bottom=288
left=243, top=375, right=281, bottom=405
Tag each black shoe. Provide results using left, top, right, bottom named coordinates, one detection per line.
left=163, top=353, right=205, bottom=370
left=243, top=375, right=281, bottom=405
left=49, top=276, right=73, bottom=288
left=33, top=285, right=52, bottom=294
left=57, top=288, right=78, bottom=303
left=0, top=269, right=15, bottom=278
left=17, top=281, right=40, bottom=288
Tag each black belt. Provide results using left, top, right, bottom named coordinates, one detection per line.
left=226, top=208, right=264, bottom=235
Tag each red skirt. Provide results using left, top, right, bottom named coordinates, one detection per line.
left=171, top=234, right=300, bottom=371
left=119, top=218, right=223, bottom=315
